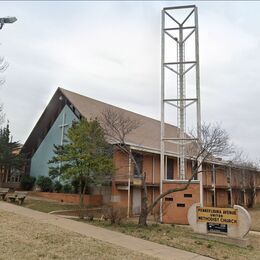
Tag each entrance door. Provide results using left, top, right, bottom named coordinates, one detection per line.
left=132, top=187, right=141, bottom=215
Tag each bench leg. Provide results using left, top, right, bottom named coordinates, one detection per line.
left=19, top=198, right=25, bottom=205
left=9, top=198, right=16, bottom=203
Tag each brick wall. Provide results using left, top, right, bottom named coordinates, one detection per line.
left=162, top=181, right=200, bottom=224
left=29, top=192, right=102, bottom=206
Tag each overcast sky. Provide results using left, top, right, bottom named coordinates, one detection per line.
left=0, top=1, right=259, bottom=162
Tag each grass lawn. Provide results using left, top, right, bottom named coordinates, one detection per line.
left=21, top=197, right=260, bottom=260
left=22, top=197, right=79, bottom=213
left=86, top=220, right=260, bottom=260
left=0, top=209, right=153, bottom=260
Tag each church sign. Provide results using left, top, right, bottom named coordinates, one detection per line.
left=188, top=203, right=252, bottom=247
left=197, top=207, right=238, bottom=225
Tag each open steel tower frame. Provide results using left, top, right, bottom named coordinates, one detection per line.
left=160, top=5, right=203, bottom=220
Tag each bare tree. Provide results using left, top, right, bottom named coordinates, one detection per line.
left=99, top=108, right=141, bottom=174
left=230, top=149, right=258, bottom=208
left=0, top=104, right=4, bottom=126
left=0, top=56, right=8, bottom=125
left=137, top=123, right=234, bottom=226
left=100, top=109, right=234, bottom=226
left=0, top=56, right=8, bottom=87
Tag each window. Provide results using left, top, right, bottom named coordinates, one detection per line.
left=133, top=153, right=143, bottom=177
left=192, top=161, right=198, bottom=180
left=211, top=167, right=216, bottom=184
left=227, top=175, right=231, bottom=184
left=75, top=109, right=81, bottom=118
left=177, top=203, right=185, bottom=207
left=165, top=197, right=173, bottom=201
left=184, top=194, right=192, bottom=198
left=228, top=192, right=231, bottom=206
left=7, top=170, right=21, bottom=183
left=211, top=194, right=215, bottom=207
left=167, top=158, right=174, bottom=179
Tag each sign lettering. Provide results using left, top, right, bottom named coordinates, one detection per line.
left=197, top=207, right=238, bottom=225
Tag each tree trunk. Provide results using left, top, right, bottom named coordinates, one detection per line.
left=137, top=171, right=198, bottom=226
left=138, top=173, right=148, bottom=226
left=79, top=177, right=87, bottom=219
left=138, top=209, right=148, bottom=226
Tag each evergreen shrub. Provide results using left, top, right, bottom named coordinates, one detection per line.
left=53, top=180, right=63, bottom=193
left=63, top=183, right=72, bottom=193
left=36, top=176, right=53, bottom=192
left=20, top=175, right=36, bottom=190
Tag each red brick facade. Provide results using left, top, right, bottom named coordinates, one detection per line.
left=29, top=191, right=102, bottom=206
left=111, top=149, right=260, bottom=224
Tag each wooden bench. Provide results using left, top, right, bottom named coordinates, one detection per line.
left=6, top=191, right=27, bottom=205
left=0, top=188, right=10, bottom=201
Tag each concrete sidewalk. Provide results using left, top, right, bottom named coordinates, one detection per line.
left=0, top=201, right=211, bottom=260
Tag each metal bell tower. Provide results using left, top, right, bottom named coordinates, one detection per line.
left=160, top=5, right=201, bottom=187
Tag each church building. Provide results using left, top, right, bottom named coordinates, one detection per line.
left=21, top=88, right=260, bottom=224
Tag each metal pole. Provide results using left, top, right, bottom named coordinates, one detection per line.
left=160, top=9, right=165, bottom=223
left=178, top=25, right=185, bottom=180
left=152, top=155, right=155, bottom=207
left=127, top=149, right=131, bottom=218
left=229, top=166, right=233, bottom=207
left=213, top=164, right=216, bottom=207
left=242, top=169, right=246, bottom=206
left=194, top=6, right=203, bottom=206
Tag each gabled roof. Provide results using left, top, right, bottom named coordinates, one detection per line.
left=22, top=88, right=260, bottom=173
left=22, top=87, right=180, bottom=158
left=60, top=88, right=180, bottom=155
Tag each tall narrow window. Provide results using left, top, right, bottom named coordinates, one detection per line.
left=133, top=153, right=143, bottom=177
left=192, top=161, right=198, bottom=180
left=227, top=175, right=231, bottom=184
left=167, top=158, right=174, bottom=179
left=228, top=192, right=231, bottom=206
left=211, top=166, right=216, bottom=184
left=211, top=193, right=215, bottom=207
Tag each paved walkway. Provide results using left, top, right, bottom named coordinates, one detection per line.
left=250, top=230, right=260, bottom=236
left=0, top=201, right=211, bottom=260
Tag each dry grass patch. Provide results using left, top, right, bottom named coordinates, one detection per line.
left=22, top=197, right=79, bottom=213
left=0, top=209, right=156, bottom=260
left=86, top=221, right=260, bottom=260
left=21, top=197, right=260, bottom=259
left=248, top=206, right=260, bottom=232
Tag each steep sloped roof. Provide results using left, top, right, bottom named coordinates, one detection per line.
left=22, top=87, right=181, bottom=157
left=60, top=88, right=180, bottom=155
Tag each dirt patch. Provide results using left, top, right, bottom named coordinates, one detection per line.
left=0, top=209, right=155, bottom=259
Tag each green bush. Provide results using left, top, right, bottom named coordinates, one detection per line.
left=63, top=183, right=72, bottom=193
left=53, top=180, right=63, bottom=193
left=20, top=175, right=36, bottom=190
left=71, top=178, right=80, bottom=194
left=36, top=176, right=53, bottom=192
left=71, top=178, right=90, bottom=194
